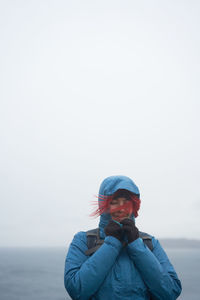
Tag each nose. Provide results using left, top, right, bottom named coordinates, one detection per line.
left=119, top=200, right=125, bottom=210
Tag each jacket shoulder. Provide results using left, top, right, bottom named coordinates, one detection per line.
left=69, top=231, right=88, bottom=248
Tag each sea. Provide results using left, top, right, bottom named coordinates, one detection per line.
left=0, top=247, right=199, bottom=300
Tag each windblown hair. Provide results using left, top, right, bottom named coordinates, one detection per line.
left=90, top=189, right=141, bottom=218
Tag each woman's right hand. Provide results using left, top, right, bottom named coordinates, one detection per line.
left=104, top=220, right=124, bottom=242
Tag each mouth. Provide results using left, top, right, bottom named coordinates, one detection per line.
left=112, top=213, right=129, bottom=221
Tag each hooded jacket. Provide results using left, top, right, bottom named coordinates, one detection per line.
left=64, top=175, right=182, bottom=300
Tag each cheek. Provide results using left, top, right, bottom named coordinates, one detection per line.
left=109, top=205, right=117, bottom=214
left=127, top=202, right=133, bottom=214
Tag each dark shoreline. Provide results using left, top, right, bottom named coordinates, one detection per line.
left=1, top=238, right=200, bottom=249
left=159, top=238, right=200, bottom=248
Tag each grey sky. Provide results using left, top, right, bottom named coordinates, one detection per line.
left=0, top=1, right=199, bottom=246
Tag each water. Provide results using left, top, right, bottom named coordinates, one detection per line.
left=0, top=247, right=69, bottom=300
left=167, top=248, right=200, bottom=300
left=0, top=247, right=199, bottom=300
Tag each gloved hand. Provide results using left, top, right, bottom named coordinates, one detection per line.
left=104, top=220, right=124, bottom=242
left=120, top=218, right=139, bottom=243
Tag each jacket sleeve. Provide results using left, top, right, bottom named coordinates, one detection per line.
left=64, top=231, right=122, bottom=300
left=127, top=237, right=182, bottom=300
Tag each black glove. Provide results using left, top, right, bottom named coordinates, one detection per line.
left=120, top=218, right=139, bottom=243
left=104, top=220, right=124, bottom=242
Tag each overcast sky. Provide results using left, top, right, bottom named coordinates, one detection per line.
left=0, top=0, right=199, bottom=246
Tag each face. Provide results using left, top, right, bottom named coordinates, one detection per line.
left=109, top=197, right=133, bottom=222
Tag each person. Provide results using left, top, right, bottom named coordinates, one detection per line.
left=64, top=175, right=182, bottom=300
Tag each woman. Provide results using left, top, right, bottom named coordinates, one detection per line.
left=64, top=175, right=182, bottom=299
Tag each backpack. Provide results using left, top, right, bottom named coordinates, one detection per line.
left=85, top=228, right=154, bottom=300
left=85, top=228, right=153, bottom=256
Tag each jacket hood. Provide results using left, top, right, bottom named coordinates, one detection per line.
left=98, top=175, right=140, bottom=238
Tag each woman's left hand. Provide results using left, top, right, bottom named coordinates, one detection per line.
left=120, top=218, right=139, bottom=243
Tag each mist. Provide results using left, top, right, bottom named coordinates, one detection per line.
left=0, top=0, right=199, bottom=246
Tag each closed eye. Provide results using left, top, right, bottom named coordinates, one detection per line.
left=110, top=201, right=118, bottom=205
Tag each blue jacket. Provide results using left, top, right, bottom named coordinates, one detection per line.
left=64, top=176, right=182, bottom=300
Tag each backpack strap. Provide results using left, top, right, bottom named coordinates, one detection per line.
left=85, top=228, right=104, bottom=256
left=139, top=231, right=153, bottom=251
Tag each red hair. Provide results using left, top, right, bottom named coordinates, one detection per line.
left=90, top=190, right=141, bottom=218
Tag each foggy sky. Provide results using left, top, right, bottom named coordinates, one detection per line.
left=0, top=0, right=199, bottom=246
